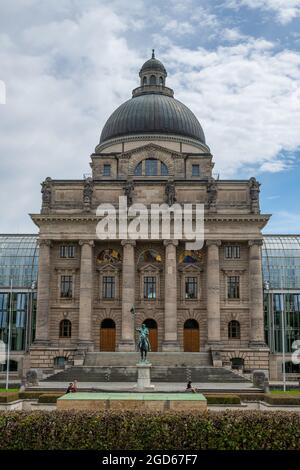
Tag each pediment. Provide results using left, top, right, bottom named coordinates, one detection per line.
left=119, top=143, right=183, bottom=160
left=138, top=262, right=162, bottom=273
left=178, top=263, right=203, bottom=273
left=96, top=262, right=120, bottom=272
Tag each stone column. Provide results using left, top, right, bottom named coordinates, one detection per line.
left=78, top=240, right=94, bottom=350
left=34, top=239, right=51, bottom=345
left=118, top=240, right=136, bottom=351
left=162, top=240, right=180, bottom=351
left=206, top=240, right=221, bottom=345
left=249, top=240, right=265, bottom=346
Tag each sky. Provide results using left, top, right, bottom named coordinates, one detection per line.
left=0, top=0, right=300, bottom=233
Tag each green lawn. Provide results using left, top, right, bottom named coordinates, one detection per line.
left=271, top=390, right=300, bottom=394
left=0, top=388, right=19, bottom=393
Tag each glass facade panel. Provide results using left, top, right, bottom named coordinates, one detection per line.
left=263, top=236, right=300, bottom=354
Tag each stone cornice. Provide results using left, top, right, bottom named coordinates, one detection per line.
left=95, top=132, right=210, bottom=154
left=248, top=239, right=264, bottom=246
left=30, top=213, right=271, bottom=224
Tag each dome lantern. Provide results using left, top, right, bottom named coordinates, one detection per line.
left=139, top=49, right=167, bottom=87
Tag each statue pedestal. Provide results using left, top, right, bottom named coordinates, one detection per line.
left=135, top=362, right=155, bottom=390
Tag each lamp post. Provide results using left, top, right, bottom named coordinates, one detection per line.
left=280, top=271, right=286, bottom=392
left=5, top=278, right=13, bottom=391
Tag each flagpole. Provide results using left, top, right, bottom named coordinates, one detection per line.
left=5, top=278, right=13, bottom=391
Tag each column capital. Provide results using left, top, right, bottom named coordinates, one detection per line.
left=248, top=239, right=263, bottom=247
left=79, top=239, right=94, bottom=247
left=121, top=239, right=136, bottom=247
left=163, top=239, right=179, bottom=247
left=38, top=239, right=52, bottom=247
left=206, top=239, right=221, bottom=247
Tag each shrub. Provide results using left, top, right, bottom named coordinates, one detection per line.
left=38, top=393, right=64, bottom=404
left=0, top=392, right=19, bottom=403
left=238, top=393, right=265, bottom=402
left=0, top=411, right=299, bottom=450
left=264, top=394, right=300, bottom=406
left=19, top=391, right=43, bottom=400
left=205, top=394, right=241, bottom=405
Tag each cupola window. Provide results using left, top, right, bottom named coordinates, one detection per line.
left=150, top=75, right=156, bottom=85
left=134, top=159, right=169, bottom=177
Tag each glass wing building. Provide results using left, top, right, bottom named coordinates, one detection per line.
left=0, top=233, right=299, bottom=379
left=0, top=235, right=38, bottom=373
left=263, top=235, right=300, bottom=378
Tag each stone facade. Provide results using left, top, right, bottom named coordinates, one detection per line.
left=29, top=54, right=271, bottom=376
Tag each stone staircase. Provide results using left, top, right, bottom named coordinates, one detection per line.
left=43, top=366, right=250, bottom=383
left=84, top=352, right=212, bottom=367
left=42, top=352, right=250, bottom=383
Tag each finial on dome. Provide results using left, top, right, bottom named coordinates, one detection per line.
left=152, top=49, right=155, bottom=59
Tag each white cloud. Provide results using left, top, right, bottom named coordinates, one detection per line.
left=225, top=0, right=300, bottom=24
left=265, top=210, right=300, bottom=232
left=162, top=40, right=300, bottom=176
left=0, top=1, right=300, bottom=232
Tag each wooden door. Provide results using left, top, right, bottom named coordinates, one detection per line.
left=148, top=327, right=158, bottom=352
left=100, top=327, right=116, bottom=351
left=184, top=319, right=199, bottom=352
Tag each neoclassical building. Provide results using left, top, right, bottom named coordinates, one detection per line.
left=28, top=52, right=271, bottom=374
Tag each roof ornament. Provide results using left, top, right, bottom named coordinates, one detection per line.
left=152, top=49, right=155, bottom=59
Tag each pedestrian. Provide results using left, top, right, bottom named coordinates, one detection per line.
left=186, top=380, right=196, bottom=393
left=66, top=382, right=73, bottom=394
left=72, top=379, right=78, bottom=392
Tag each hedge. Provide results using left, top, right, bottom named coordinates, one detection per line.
left=38, top=393, right=64, bottom=404
left=0, top=393, right=19, bottom=403
left=264, top=394, right=300, bottom=406
left=0, top=411, right=299, bottom=450
left=205, top=394, right=241, bottom=405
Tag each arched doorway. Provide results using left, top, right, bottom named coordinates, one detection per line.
left=144, top=318, right=158, bottom=352
left=184, top=319, right=199, bottom=352
left=100, top=318, right=116, bottom=351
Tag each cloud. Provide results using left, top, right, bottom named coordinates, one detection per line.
left=225, top=0, right=300, bottom=24
left=0, top=0, right=300, bottom=232
left=162, top=40, right=300, bottom=176
left=264, top=210, right=300, bottom=233
left=0, top=3, right=141, bottom=232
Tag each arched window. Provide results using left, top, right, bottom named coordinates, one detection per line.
left=54, top=356, right=66, bottom=368
left=59, top=319, right=72, bottom=338
left=228, top=320, right=240, bottom=339
left=159, top=76, right=164, bottom=85
left=284, top=361, right=300, bottom=373
left=101, top=318, right=116, bottom=329
left=138, top=249, right=162, bottom=263
left=231, top=357, right=244, bottom=370
left=0, top=359, right=18, bottom=372
left=134, top=159, right=169, bottom=177
left=143, top=76, right=147, bottom=85
left=96, top=249, right=121, bottom=265
left=150, top=75, right=156, bottom=85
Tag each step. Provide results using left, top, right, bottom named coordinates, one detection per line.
left=84, top=352, right=212, bottom=367
left=43, top=366, right=250, bottom=383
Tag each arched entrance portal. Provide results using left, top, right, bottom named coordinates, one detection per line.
left=144, top=318, right=158, bottom=352
left=184, top=319, right=199, bottom=352
left=100, top=319, right=116, bottom=351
